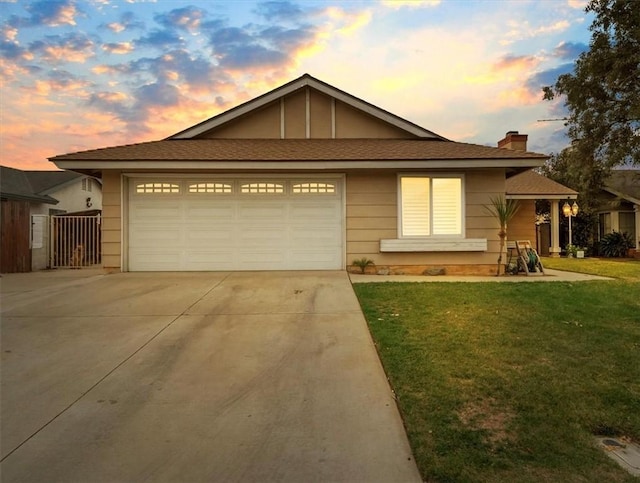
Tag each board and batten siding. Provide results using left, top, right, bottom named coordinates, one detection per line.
left=197, top=87, right=414, bottom=140
left=101, top=171, right=122, bottom=271
left=345, top=170, right=505, bottom=272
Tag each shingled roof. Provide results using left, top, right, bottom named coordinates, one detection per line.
left=603, top=169, right=640, bottom=203
left=506, top=169, right=577, bottom=199
left=0, top=166, right=65, bottom=204
left=50, top=138, right=547, bottom=162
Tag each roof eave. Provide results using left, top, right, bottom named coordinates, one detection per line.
left=52, top=158, right=546, bottom=171
left=0, top=192, right=59, bottom=204
left=602, top=186, right=640, bottom=205
left=507, top=193, right=578, bottom=200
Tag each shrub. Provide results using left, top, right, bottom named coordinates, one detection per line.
left=352, top=257, right=375, bottom=273
left=599, top=231, right=634, bottom=258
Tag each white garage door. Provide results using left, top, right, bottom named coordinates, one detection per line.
left=127, top=177, right=343, bottom=271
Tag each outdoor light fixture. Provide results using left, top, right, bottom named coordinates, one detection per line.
left=563, top=200, right=579, bottom=250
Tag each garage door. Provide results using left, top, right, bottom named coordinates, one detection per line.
left=127, top=177, right=343, bottom=271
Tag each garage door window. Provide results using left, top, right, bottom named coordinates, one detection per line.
left=136, top=182, right=180, bottom=194
left=189, top=182, right=232, bottom=193
left=292, top=182, right=336, bottom=194
left=241, top=182, right=284, bottom=194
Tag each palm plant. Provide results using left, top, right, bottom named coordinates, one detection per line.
left=352, top=257, right=375, bottom=274
left=485, top=196, right=520, bottom=276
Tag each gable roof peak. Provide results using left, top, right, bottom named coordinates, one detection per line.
left=169, top=74, right=448, bottom=141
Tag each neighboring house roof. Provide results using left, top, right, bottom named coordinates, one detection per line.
left=506, top=170, right=578, bottom=199
left=0, top=166, right=59, bottom=204
left=602, top=169, right=640, bottom=205
left=170, top=74, right=448, bottom=140
left=25, top=170, right=83, bottom=195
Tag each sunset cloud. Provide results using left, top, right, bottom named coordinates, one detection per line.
left=492, top=54, right=539, bottom=73
left=102, top=12, right=145, bottom=33
left=29, top=32, right=95, bottom=63
left=0, top=0, right=591, bottom=169
left=552, top=40, right=587, bottom=59
left=154, top=6, right=207, bottom=33
left=380, top=0, right=441, bottom=9
left=568, top=0, right=588, bottom=9
left=7, top=0, right=80, bottom=28
left=102, top=42, right=134, bottom=54
left=501, top=19, right=571, bottom=45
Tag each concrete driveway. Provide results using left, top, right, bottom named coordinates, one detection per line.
left=0, top=270, right=421, bottom=483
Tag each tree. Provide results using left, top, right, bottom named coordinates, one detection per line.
left=541, top=148, right=602, bottom=250
left=485, top=196, right=520, bottom=276
left=543, top=0, right=640, bottom=169
left=541, top=147, right=608, bottom=210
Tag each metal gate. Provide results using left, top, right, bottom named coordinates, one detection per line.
left=50, top=215, right=101, bottom=268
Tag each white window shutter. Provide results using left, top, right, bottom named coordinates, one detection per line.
left=401, top=177, right=430, bottom=236
left=432, top=178, right=462, bottom=235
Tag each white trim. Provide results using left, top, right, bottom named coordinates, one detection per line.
left=507, top=194, right=577, bottom=200
left=397, top=173, right=465, bottom=238
left=380, top=238, right=487, bottom=252
left=341, top=173, right=346, bottom=269
left=122, top=173, right=344, bottom=179
left=57, top=159, right=545, bottom=171
left=280, top=98, right=285, bottom=139
left=121, top=174, right=128, bottom=272
left=305, top=88, right=310, bottom=139
left=331, top=98, right=336, bottom=139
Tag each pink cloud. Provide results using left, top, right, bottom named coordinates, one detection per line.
left=101, top=42, right=134, bottom=54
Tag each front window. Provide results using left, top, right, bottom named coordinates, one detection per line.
left=619, top=212, right=635, bottom=238
left=399, top=175, right=462, bottom=237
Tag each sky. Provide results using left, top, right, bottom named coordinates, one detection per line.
left=0, top=0, right=593, bottom=170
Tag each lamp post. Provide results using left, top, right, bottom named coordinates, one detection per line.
left=562, top=200, right=579, bottom=250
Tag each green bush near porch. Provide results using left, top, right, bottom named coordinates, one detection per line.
left=354, top=272, right=640, bottom=482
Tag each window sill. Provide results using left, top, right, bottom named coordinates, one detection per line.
left=380, top=238, right=488, bottom=252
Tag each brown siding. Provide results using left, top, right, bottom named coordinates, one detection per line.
left=284, top=90, right=306, bottom=139
left=0, top=199, right=31, bottom=273
left=310, top=89, right=332, bottom=138
left=101, top=171, right=122, bottom=272
left=194, top=86, right=420, bottom=140
left=508, top=199, right=536, bottom=244
left=335, top=101, right=416, bottom=138
left=345, top=170, right=505, bottom=275
left=200, top=102, right=281, bottom=139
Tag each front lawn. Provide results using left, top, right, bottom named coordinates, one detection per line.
left=542, top=257, right=640, bottom=282
left=354, top=278, right=640, bottom=482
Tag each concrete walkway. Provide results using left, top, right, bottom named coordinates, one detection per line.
left=350, top=268, right=613, bottom=283
left=0, top=270, right=421, bottom=483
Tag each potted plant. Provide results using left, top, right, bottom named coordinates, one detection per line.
left=566, top=244, right=577, bottom=258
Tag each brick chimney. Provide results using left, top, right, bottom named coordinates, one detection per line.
left=498, top=131, right=528, bottom=152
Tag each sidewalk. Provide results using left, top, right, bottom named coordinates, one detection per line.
left=350, top=268, right=613, bottom=283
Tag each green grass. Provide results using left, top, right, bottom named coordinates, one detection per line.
left=542, top=256, right=640, bottom=282
left=354, top=274, right=640, bottom=482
